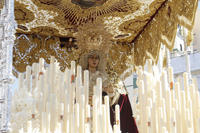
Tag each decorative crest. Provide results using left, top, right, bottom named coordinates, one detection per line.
left=75, top=20, right=112, bottom=54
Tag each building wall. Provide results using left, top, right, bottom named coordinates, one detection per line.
left=170, top=52, right=200, bottom=90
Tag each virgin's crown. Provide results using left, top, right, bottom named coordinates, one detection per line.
left=75, top=20, right=112, bottom=54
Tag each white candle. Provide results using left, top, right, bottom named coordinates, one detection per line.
left=38, top=93, right=43, bottom=125
left=113, top=125, right=117, bottom=133
left=23, top=80, right=27, bottom=94
left=151, top=103, right=156, bottom=133
left=177, top=77, right=183, bottom=90
left=115, top=104, right=120, bottom=131
left=46, top=84, right=51, bottom=102
left=56, top=123, right=61, bottom=132
left=27, top=121, right=32, bottom=132
left=38, top=75, right=44, bottom=93
left=158, top=107, right=163, bottom=133
left=156, top=81, right=162, bottom=108
left=142, top=74, right=148, bottom=111
left=45, top=67, right=50, bottom=84
left=46, top=102, right=51, bottom=133
left=188, top=100, right=194, bottom=132
left=147, top=116, right=151, bottom=133
left=75, top=103, right=79, bottom=133
left=69, top=83, right=75, bottom=114
left=42, top=112, right=46, bottom=133
left=98, top=114, right=103, bottom=133
left=32, top=63, right=37, bottom=91
left=139, top=80, right=145, bottom=133
left=138, top=70, right=143, bottom=81
left=197, top=118, right=200, bottom=133
left=170, top=117, right=174, bottom=133
left=193, top=77, right=198, bottom=91
left=58, top=75, right=64, bottom=104
left=171, top=90, right=175, bottom=108
left=146, top=106, right=151, bottom=133
left=93, top=95, right=98, bottom=133
left=64, top=93, right=70, bottom=133
left=93, top=85, right=98, bottom=96
left=97, top=78, right=102, bottom=114
left=93, top=85, right=99, bottom=115
left=18, top=73, right=24, bottom=92
left=181, top=91, right=186, bottom=133
left=161, top=98, right=167, bottom=127
left=161, top=72, right=168, bottom=102
left=150, top=89, right=155, bottom=103
left=105, top=96, right=110, bottom=133
left=69, top=114, right=75, bottom=133
left=102, top=105, right=106, bottom=133
left=50, top=93, right=56, bottom=132
left=77, top=65, right=82, bottom=78
left=171, top=109, right=176, bottom=133
left=148, top=59, right=152, bottom=73
left=62, top=83, right=67, bottom=103
left=39, top=58, right=44, bottom=72
left=183, top=72, right=189, bottom=108
left=168, top=67, right=174, bottom=89
left=162, top=127, right=167, bottom=133
left=32, top=101, right=35, bottom=115
left=60, top=103, right=64, bottom=116
left=84, top=70, right=89, bottom=106
left=64, top=68, right=71, bottom=89
left=71, top=61, right=76, bottom=83
left=50, top=56, right=55, bottom=65
left=175, top=82, right=181, bottom=115
left=185, top=109, right=190, bottom=131
left=80, top=95, right=85, bottom=133
left=85, top=124, right=90, bottom=133
left=174, top=99, right=180, bottom=133
left=166, top=90, right=171, bottom=131
left=188, top=128, right=192, bottom=133
left=50, top=64, right=55, bottom=93
left=174, top=83, right=182, bottom=132
left=189, top=84, right=195, bottom=131
left=148, top=98, right=152, bottom=108
left=76, top=77, right=81, bottom=104
left=195, top=92, right=200, bottom=132
left=26, top=65, right=31, bottom=92
left=86, top=104, right=90, bottom=122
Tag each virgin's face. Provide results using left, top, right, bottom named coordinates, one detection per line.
left=88, top=54, right=100, bottom=68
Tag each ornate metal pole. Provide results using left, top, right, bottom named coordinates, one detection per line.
left=165, top=45, right=171, bottom=68
left=0, top=0, right=16, bottom=132
left=0, top=3, right=7, bottom=130
left=183, top=27, right=192, bottom=85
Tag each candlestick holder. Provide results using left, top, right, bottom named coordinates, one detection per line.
left=86, top=117, right=90, bottom=123
left=31, top=114, right=35, bottom=119
left=60, top=115, right=64, bottom=121
left=147, top=122, right=151, bottom=127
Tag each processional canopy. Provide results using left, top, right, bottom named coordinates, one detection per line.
left=13, top=0, right=198, bottom=80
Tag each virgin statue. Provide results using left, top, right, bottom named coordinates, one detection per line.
left=79, top=50, right=138, bottom=133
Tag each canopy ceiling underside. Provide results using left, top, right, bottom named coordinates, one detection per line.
left=13, top=0, right=198, bottom=80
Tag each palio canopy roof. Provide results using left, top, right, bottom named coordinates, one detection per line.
left=12, top=0, right=198, bottom=80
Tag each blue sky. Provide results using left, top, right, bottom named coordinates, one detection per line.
left=198, top=2, right=200, bottom=9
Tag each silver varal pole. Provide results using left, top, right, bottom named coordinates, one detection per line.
left=165, top=46, right=171, bottom=68
left=1, top=0, right=16, bottom=132
left=183, top=27, right=192, bottom=85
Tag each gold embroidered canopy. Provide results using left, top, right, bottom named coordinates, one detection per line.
left=13, top=0, right=198, bottom=80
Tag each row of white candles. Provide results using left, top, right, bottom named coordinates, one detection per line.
left=135, top=59, right=200, bottom=133
left=17, top=56, right=121, bottom=133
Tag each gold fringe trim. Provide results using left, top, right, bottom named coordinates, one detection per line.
left=187, top=30, right=193, bottom=46
left=134, top=0, right=198, bottom=71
